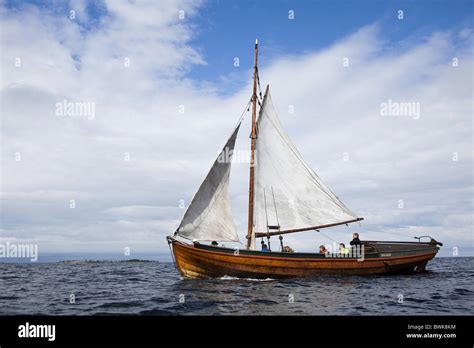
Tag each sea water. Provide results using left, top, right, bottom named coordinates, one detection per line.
left=1, top=257, right=472, bottom=315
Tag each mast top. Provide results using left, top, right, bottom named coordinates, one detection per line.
left=255, top=38, right=258, bottom=44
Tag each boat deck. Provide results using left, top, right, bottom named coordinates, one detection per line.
left=192, top=240, right=438, bottom=259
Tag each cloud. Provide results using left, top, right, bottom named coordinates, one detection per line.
left=1, top=1, right=472, bottom=258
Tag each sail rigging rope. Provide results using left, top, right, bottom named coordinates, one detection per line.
left=167, top=239, right=179, bottom=270
left=271, top=186, right=280, bottom=228
left=316, top=229, right=339, bottom=243
left=236, top=96, right=252, bottom=129
left=263, top=188, right=269, bottom=232
left=256, top=67, right=263, bottom=101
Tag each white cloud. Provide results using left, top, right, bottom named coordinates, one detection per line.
left=1, top=2, right=472, bottom=257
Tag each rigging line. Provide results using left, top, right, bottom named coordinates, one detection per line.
left=271, top=186, right=280, bottom=228
left=234, top=96, right=253, bottom=129
left=167, top=240, right=178, bottom=270
left=256, top=67, right=263, bottom=100
left=317, top=230, right=338, bottom=243
left=263, top=188, right=269, bottom=233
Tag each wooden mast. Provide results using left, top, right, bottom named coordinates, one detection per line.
left=246, top=39, right=259, bottom=249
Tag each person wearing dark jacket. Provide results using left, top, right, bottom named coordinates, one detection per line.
left=350, top=233, right=362, bottom=246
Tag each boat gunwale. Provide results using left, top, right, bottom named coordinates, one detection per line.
left=169, top=237, right=439, bottom=263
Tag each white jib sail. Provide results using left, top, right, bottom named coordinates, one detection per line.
left=254, top=89, right=359, bottom=235
left=176, top=124, right=241, bottom=242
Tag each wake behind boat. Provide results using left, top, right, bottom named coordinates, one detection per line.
left=167, top=40, right=441, bottom=279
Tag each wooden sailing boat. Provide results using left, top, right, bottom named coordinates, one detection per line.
left=167, top=40, right=441, bottom=279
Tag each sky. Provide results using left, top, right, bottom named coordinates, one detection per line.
left=0, top=0, right=473, bottom=260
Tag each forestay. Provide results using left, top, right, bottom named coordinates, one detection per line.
left=253, top=89, right=360, bottom=236
left=176, top=124, right=241, bottom=242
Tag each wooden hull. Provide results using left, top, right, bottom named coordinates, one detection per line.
left=168, top=237, right=439, bottom=279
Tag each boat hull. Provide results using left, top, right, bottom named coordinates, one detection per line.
left=168, top=237, right=439, bottom=279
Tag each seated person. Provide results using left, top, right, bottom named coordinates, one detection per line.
left=261, top=243, right=270, bottom=252
left=319, top=245, right=328, bottom=254
left=350, top=233, right=362, bottom=246
left=339, top=243, right=350, bottom=254
left=282, top=245, right=294, bottom=253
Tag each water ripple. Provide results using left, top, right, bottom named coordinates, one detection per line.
left=0, top=258, right=472, bottom=315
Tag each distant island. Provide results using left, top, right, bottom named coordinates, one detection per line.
left=58, top=259, right=157, bottom=264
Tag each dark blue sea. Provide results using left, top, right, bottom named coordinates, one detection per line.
left=1, top=257, right=472, bottom=315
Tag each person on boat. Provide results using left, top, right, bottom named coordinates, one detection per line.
left=211, top=241, right=219, bottom=246
left=319, top=245, right=328, bottom=254
left=339, top=243, right=350, bottom=254
left=261, top=243, right=270, bottom=252
left=350, top=233, right=362, bottom=246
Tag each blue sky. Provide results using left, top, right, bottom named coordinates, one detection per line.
left=1, top=0, right=473, bottom=259
left=186, top=0, right=474, bottom=91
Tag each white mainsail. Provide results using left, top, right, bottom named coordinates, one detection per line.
left=253, top=89, right=359, bottom=237
left=176, top=124, right=241, bottom=242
